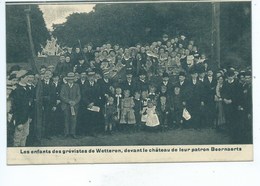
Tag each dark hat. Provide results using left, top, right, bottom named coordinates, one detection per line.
left=139, top=70, right=147, bottom=76
left=93, top=50, right=99, bottom=54
left=196, top=64, right=205, bottom=74
left=162, top=72, right=169, bottom=78
left=189, top=67, right=197, bottom=75
left=52, top=72, right=59, bottom=77
left=207, top=67, right=213, bottom=72
left=9, top=65, right=21, bottom=73
left=238, top=71, right=245, bottom=78
left=93, top=68, right=102, bottom=75
left=126, top=69, right=133, bottom=75
left=40, top=65, right=47, bottom=69
left=26, top=70, right=35, bottom=76
left=178, top=71, right=186, bottom=77
left=78, top=55, right=85, bottom=61
left=244, top=71, right=251, bottom=77
left=226, top=70, right=235, bottom=77
left=174, top=84, right=181, bottom=89
left=8, top=73, right=17, bottom=80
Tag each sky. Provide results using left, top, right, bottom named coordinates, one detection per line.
left=39, top=4, right=96, bottom=31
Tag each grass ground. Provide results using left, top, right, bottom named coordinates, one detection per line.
left=38, top=128, right=230, bottom=147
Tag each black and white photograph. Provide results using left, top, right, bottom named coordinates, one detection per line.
left=5, top=0, right=253, bottom=164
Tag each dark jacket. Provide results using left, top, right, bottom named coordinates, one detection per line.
left=12, top=84, right=30, bottom=125
left=82, top=81, right=102, bottom=107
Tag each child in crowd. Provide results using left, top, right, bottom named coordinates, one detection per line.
left=160, top=85, right=168, bottom=97
left=120, top=89, right=136, bottom=131
left=171, top=86, right=184, bottom=129
left=104, top=97, right=117, bottom=135
left=143, top=99, right=160, bottom=131
left=140, top=90, right=149, bottom=126
left=133, top=91, right=142, bottom=131
left=148, top=84, right=158, bottom=101
left=114, top=86, right=122, bottom=131
left=157, top=95, right=171, bottom=131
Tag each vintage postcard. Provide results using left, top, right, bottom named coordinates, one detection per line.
left=6, top=0, right=253, bottom=164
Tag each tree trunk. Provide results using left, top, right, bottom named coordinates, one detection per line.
left=25, top=6, right=38, bottom=73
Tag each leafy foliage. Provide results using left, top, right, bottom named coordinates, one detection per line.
left=6, top=5, right=49, bottom=63
left=52, top=2, right=251, bottom=68
left=53, top=3, right=212, bottom=50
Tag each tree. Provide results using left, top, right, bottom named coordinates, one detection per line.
left=52, top=2, right=251, bottom=68
left=6, top=5, right=49, bottom=63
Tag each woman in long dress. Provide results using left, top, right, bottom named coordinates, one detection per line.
left=214, top=75, right=226, bottom=129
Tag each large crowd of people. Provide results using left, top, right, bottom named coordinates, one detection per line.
left=7, top=34, right=252, bottom=147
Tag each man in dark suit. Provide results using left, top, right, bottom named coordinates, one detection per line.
left=60, top=72, right=81, bottom=138
left=76, top=71, right=87, bottom=135
left=135, top=70, right=149, bottom=92
left=242, top=71, right=252, bottom=144
left=175, top=71, right=189, bottom=102
left=222, top=70, right=241, bottom=143
left=98, top=70, right=114, bottom=99
left=203, top=69, right=217, bottom=127
left=159, top=72, right=174, bottom=96
left=41, top=70, right=56, bottom=139
left=74, top=56, right=89, bottom=74
left=120, top=69, right=136, bottom=96
left=25, top=70, right=36, bottom=146
left=82, top=71, right=103, bottom=136
left=83, top=43, right=94, bottom=62
left=197, top=67, right=208, bottom=128
left=186, top=68, right=205, bottom=129
left=51, top=73, right=64, bottom=136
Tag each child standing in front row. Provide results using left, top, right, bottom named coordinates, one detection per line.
left=133, top=91, right=142, bottom=131
left=143, top=99, right=160, bottom=131
left=104, top=97, right=117, bottom=135
left=171, top=86, right=184, bottom=129
left=114, top=86, right=122, bottom=131
left=120, top=89, right=136, bottom=132
left=140, top=90, right=149, bottom=129
left=157, top=95, right=171, bottom=131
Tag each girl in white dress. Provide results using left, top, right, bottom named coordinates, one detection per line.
left=144, top=99, right=160, bottom=128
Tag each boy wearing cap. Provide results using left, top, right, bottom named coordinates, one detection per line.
left=60, top=72, right=81, bottom=138
left=12, top=71, right=32, bottom=147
